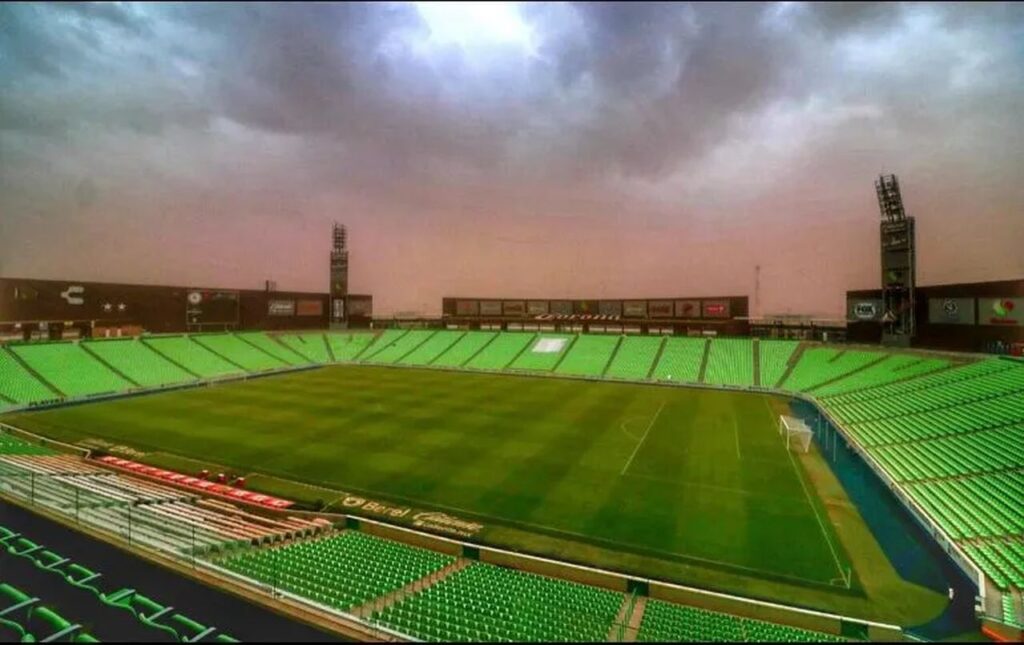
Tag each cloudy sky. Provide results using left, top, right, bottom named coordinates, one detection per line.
left=2, top=2, right=1022, bottom=316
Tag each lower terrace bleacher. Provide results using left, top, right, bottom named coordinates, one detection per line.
left=278, top=332, right=332, bottom=364
left=757, top=340, right=798, bottom=389
left=237, top=332, right=311, bottom=366
left=399, top=330, right=465, bottom=366
left=779, top=348, right=884, bottom=393
left=604, top=336, right=663, bottom=380
left=429, top=331, right=496, bottom=368
left=555, top=334, right=619, bottom=377
left=1, top=522, right=237, bottom=642
left=143, top=335, right=245, bottom=379
left=218, top=531, right=454, bottom=611
left=192, top=333, right=287, bottom=372
left=10, top=341, right=132, bottom=398
left=651, top=337, right=705, bottom=383
left=84, top=338, right=196, bottom=388
left=374, top=560, right=622, bottom=642
left=703, top=338, right=754, bottom=387
left=637, top=598, right=843, bottom=643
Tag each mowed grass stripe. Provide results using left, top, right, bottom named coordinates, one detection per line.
left=3, top=365, right=847, bottom=586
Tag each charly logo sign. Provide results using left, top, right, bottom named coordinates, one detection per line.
left=188, top=291, right=203, bottom=305
left=942, top=299, right=959, bottom=318
left=60, top=285, right=85, bottom=306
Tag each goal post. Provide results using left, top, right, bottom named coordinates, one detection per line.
left=779, top=415, right=814, bottom=454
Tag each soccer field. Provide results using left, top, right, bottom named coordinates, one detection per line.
left=4, top=365, right=852, bottom=590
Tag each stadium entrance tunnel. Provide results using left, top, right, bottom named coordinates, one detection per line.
left=788, top=399, right=980, bottom=641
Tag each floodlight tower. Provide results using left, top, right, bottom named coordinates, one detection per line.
left=330, top=222, right=349, bottom=326
left=875, top=174, right=916, bottom=345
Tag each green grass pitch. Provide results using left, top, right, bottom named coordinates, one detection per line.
left=4, top=365, right=852, bottom=589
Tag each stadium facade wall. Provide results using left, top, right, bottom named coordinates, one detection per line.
left=440, top=295, right=750, bottom=336
left=0, top=276, right=339, bottom=337
left=847, top=278, right=1024, bottom=352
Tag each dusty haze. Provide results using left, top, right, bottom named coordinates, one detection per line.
left=2, top=2, right=1022, bottom=316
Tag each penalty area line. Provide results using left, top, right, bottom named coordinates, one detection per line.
left=620, top=401, right=666, bottom=476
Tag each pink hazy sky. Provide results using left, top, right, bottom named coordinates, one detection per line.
left=2, top=2, right=1022, bottom=316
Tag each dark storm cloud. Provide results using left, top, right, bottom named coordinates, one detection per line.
left=1, top=2, right=1022, bottom=313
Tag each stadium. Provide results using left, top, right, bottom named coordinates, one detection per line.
left=3, top=2, right=1024, bottom=643
left=0, top=170, right=1022, bottom=643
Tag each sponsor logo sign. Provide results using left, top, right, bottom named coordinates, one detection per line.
left=927, top=297, right=975, bottom=325
left=979, top=298, right=1023, bottom=326
left=96, top=456, right=295, bottom=509
left=675, top=300, right=701, bottom=318
left=526, top=300, right=549, bottom=315
left=702, top=300, right=731, bottom=319
left=503, top=300, right=526, bottom=316
left=648, top=300, right=674, bottom=318
left=623, top=300, right=647, bottom=318
left=296, top=299, right=323, bottom=316
left=479, top=300, right=502, bottom=316
left=268, top=300, right=296, bottom=316
left=847, top=298, right=883, bottom=322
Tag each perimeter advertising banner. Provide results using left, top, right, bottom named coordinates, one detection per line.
left=648, top=300, right=674, bottom=318
left=527, top=300, right=549, bottom=315
left=503, top=300, right=526, bottom=316
left=267, top=300, right=296, bottom=316
left=927, top=298, right=975, bottom=325
left=978, top=298, right=1023, bottom=326
left=479, top=300, right=503, bottom=316
left=598, top=300, right=623, bottom=317
left=296, top=299, right=323, bottom=316
left=847, top=298, right=884, bottom=322
left=623, top=300, right=647, bottom=318
left=455, top=300, right=480, bottom=316
left=702, top=299, right=731, bottom=319
left=550, top=300, right=573, bottom=316
left=675, top=299, right=701, bottom=318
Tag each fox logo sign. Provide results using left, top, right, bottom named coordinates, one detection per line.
left=60, top=285, right=85, bottom=306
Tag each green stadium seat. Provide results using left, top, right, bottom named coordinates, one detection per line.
left=430, top=332, right=497, bottom=368
left=10, top=342, right=132, bottom=398
left=651, top=337, right=705, bottom=383
left=0, top=348, right=56, bottom=406
left=704, top=338, right=754, bottom=387
left=143, top=336, right=245, bottom=379
left=192, top=334, right=287, bottom=372
left=84, top=338, right=196, bottom=388
left=555, top=335, right=620, bottom=377
left=605, top=336, right=663, bottom=380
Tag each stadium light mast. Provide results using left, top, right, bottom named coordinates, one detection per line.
left=875, top=174, right=916, bottom=346
left=330, top=222, right=349, bottom=328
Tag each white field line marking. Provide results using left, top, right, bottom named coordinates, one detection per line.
left=766, top=398, right=848, bottom=587
left=732, top=414, right=742, bottom=461
left=620, top=401, right=667, bottom=476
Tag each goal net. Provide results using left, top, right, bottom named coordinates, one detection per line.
left=779, top=415, right=814, bottom=454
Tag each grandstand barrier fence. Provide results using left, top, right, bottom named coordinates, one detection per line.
left=0, top=422, right=89, bottom=458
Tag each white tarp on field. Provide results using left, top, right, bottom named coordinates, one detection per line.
left=532, top=338, right=568, bottom=354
